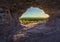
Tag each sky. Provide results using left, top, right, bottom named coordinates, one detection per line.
left=21, top=7, right=49, bottom=18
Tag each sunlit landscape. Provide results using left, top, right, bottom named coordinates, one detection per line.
left=19, top=7, right=49, bottom=27
left=20, top=17, right=48, bottom=25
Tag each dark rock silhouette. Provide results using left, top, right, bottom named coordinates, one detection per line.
left=0, top=0, right=60, bottom=42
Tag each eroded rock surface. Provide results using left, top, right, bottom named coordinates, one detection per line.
left=0, top=0, right=60, bottom=42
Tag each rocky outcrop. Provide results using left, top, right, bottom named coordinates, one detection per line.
left=0, top=0, right=60, bottom=42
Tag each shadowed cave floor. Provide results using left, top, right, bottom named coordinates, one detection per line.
left=0, top=18, right=60, bottom=42
left=13, top=22, right=60, bottom=42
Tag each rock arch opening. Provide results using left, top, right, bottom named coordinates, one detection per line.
left=19, top=7, right=49, bottom=28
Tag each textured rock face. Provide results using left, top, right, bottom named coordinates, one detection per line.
left=0, top=0, right=60, bottom=42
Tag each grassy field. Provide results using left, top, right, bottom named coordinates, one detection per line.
left=20, top=18, right=48, bottom=25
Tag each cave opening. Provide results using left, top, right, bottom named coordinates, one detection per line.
left=19, top=7, right=49, bottom=28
